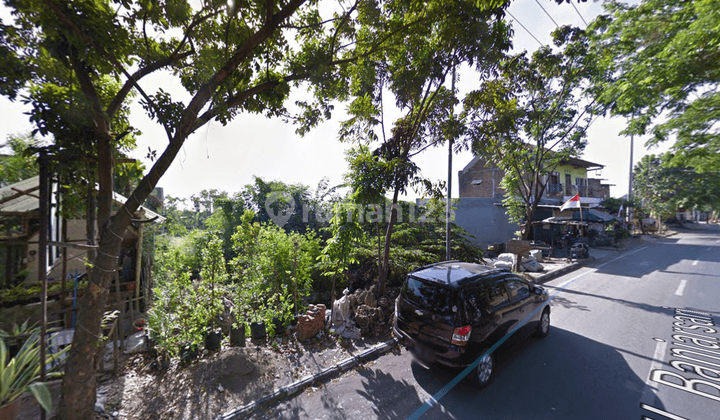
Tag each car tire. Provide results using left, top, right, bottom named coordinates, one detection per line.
left=471, top=351, right=494, bottom=388
left=536, top=307, right=550, bottom=338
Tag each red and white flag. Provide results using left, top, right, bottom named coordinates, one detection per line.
left=560, top=194, right=581, bottom=211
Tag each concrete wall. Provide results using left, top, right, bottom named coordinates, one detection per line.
left=453, top=198, right=519, bottom=247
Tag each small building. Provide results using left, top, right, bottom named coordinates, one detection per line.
left=453, top=153, right=612, bottom=247
left=0, top=176, right=164, bottom=333
left=458, top=155, right=611, bottom=206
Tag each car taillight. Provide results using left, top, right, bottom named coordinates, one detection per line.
left=452, top=325, right=472, bottom=346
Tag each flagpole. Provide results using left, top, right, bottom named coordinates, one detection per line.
left=579, top=200, right=583, bottom=238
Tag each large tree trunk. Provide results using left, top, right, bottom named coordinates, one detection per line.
left=378, top=185, right=401, bottom=296
left=56, top=4, right=307, bottom=416
left=57, top=96, right=201, bottom=420
left=58, top=124, right=119, bottom=418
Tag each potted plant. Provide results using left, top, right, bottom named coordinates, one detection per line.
left=249, top=308, right=267, bottom=340
left=230, top=321, right=246, bottom=347
left=147, top=305, right=175, bottom=368
left=199, top=235, right=227, bottom=351
left=229, top=295, right=247, bottom=347
left=0, top=327, right=68, bottom=419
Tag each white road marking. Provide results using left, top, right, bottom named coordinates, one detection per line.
left=692, top=260, right=699, bottom=266
left=640, top=403, right=690, bottom=420
left=641, top=340, right=667, bottom=404
left=707, top=247, right=713, bottom=251
left=674, top=280, right=687, bottom=296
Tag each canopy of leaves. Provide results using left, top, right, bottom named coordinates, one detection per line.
left=589, top=0, right=720, bottom=172
left=0, top=133, right=40, bottom=186
left=462, top=26, right=600, bottom=235
left=633, top=153, right=720, bottom=219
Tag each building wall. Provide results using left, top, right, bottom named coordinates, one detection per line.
left=556, top=165, right=588, bottom=185
left=453, top=198, right=519, bottom=247
left=458, top=158, right=603, bottom=199
left=587, top=178, right=611, bottom=199
left=458, top=158, right=505, bottom=198
left=25, top=219, right=90, bottom=283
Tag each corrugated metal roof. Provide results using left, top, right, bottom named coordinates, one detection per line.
left=113, top=191, right=165, bottom=223
left=0, top=177, right=165, bottom=223
left=0, top=176, right=40, bottom=214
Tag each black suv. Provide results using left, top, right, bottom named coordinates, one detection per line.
left=393, top=261, right=550, bottom=387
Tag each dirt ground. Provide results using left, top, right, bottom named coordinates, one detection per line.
left=89, top=328, right=392, bottom=420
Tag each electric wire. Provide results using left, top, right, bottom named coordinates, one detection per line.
left=570, top=1, right=589, bottom=26
left=534, top=0, right=560, bottom=28
left=506, top=10, right=544, bottom=48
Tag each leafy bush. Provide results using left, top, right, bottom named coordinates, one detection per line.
left=231, top=210, right=319, bottom=336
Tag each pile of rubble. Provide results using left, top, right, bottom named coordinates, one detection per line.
left=296, top=304, right=326, bottom=341
left=330, top=286, right=396, bottom=339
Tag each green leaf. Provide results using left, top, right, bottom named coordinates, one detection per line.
left=28, top=382, right=52, bottom=414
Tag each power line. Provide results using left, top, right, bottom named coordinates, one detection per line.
left=506, top=10, right=544, bottom=48
left=534, top=0, right=560, bottom=28
left=570, top=1, right=588, bottom=26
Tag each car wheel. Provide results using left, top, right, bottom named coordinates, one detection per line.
left=536, top=308, right=550, bottom=338
left=472, top=351, right=494, bottom=388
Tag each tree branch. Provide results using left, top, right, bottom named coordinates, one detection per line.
left=41, top=0, right=175, bottom=142
left=106, top=8, right=221, bottom=117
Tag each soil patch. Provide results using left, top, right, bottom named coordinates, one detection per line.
left=91, top=329, right=393, bottom=420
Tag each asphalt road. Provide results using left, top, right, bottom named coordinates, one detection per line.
left=250, top=225, right=720, bottom=420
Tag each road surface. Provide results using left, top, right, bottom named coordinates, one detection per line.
left=250, top=225, right=720, bottom=420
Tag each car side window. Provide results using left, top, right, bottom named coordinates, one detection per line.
left=485, top=281, right=510, bottom=308
left=505, top=278, right=531, bottom=301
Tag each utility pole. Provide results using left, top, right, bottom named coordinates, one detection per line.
left=446, top=66, right=456, bottom=261
left=628, top=131, right=634, bottom=223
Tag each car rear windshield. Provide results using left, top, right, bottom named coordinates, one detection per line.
left=402, top=277, right=454, bottom=315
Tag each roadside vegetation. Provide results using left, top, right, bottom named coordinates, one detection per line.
left=0, top=0, right=719, bottom=417
left=148, top=176, right=484, bottom=358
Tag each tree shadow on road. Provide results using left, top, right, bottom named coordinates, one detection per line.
left=592, top=233, right=719, bottom=280
left=355, top=367, right=426, bottom=420
left=408, top=327, right=669, bottom=420
left=549, top=295, right=591, bottom=311
left=544, top=286, right=720, bottom=317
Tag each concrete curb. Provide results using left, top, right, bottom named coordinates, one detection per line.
left=532, top=262, right=582, bottom=284
left=217, top=338, right=399, bottom=420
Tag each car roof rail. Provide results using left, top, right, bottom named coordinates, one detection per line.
left=413, top=260, right=461, bottom=272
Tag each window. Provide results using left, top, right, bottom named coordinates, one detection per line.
left=505, top=279, right=531, bottom=301
left=485, top=281, right=510, bottom=308
left=402, top=277, right=453, bottom=314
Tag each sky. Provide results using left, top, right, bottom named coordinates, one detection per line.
left=0, top=0, right=669, bottom=202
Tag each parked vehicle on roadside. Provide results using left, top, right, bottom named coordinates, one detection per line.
left=393, top=261, right=551, bottom=387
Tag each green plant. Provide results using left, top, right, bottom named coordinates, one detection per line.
left=0, top=326, right=68, bottom=413
left=0, top=320, right=35, bottom=339
left=231, top=211, right=319, bottom=334
left=229, top=289, right=248, bottom=330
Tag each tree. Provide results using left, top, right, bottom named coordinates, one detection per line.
left=320, top=200, right=363, bottom=303
left=588, top=0, right=720, bottom=172
left=634, top=153, right=720, bottom=223
left=241, top=176, right=322, bottom=233
left=461, top=26, right=601, bottom=239
left=0, top=133, right=41, bottom=186
left=1, top=0, right=457, bottom=416
left=341, top=0, right=511, bottom=294
left=633, top=155, right=683, bottom=223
